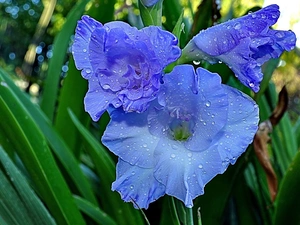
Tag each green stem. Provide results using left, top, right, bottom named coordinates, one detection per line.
left=186, top=207, right=194, bottom=225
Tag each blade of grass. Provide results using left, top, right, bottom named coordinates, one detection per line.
left=273, top=151, right=300, bottom=225
left=0, top=146, right=56, bottom=225
left=0, top=68, right=98, bottom=206
left=0, top=170, right=34, bottom=225
left=40, top=0, right=90, bottom=121
left=74, top=195, right=117, bottom=225
left=0, top=75, right=85, bottom=225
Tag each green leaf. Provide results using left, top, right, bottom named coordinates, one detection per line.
left=273, top=151, right=300, bottom=225
left=193, top=153, right=249, bottom=225
left=293, top=117, right=300, bottom=149
left=163, top=0, right=189, bottom=46
left=139, top=0, right=163, bottom=26
left=68, top=109, right=144, bottom=225
left=0, top=68, right=98, bottom=206
left=160, top=197, right=180, bottom=225
left=172, top=11, right=184, bottom=43
left=0, top=170, right=35, bottom=225
left=54, top=57, right=89, bottom=157
left=40, top=0, right=90, bottom=121
left=0, top=72, right=85, bottom=225
left=0, top=146, right=56, bottom=225
left=74, top=195, right=117, bottom=225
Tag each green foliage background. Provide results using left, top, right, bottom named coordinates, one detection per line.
left=0, top=0, right=299, bottom=224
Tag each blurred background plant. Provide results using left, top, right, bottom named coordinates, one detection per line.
left=0, top=0, right=299, bottom=224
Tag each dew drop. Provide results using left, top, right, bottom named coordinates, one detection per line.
left=198, top=164, right=203, bottom=169
left=0, top=81, right=8, bottom=87
left=83, top=49, right=87, bottom=52
left=249, top=82, right=255, bottom=88
left=86, top=69, right=91, bottom=74
left=251, top=14, right=257, bottom=18
left=205, top=101, right=211, bottom=107
left=234, top=23, right=241, bottom=30
left=170, top=154, right=176, bottom=158
left=187, top=153, right=192, bottom=158
left=102, top=84, right=111, bottom=90
left=275, top=32, right=285, bottom=38
left=193, top=60, right=201, bottom=65
left=130, top=185, right=134, bottom=189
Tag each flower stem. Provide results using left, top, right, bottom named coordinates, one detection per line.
left=186, top=207, right=194, bottom=225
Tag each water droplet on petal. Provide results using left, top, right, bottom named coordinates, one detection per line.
left=83, top=49, right=87, bottom=52
left=86, top=69, right=91, bottom=74
left=102, top=84, right=111, bottom=90
left=205, top=101, right=211, bottom=107
left=275, top=32, right=285, bottom=38
left=249, top=82, right=255, bottom=88
left=234, top=23, right=241, bottom=30
left=187, top=153, right=192, bottom=158
left=170, top=154, right=176, bottom=159
left=198, top=164, right=203, bottom=169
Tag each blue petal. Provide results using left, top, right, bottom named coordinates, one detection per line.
left=153, top=65, right=228, bottom=152
left=214, top=86, right=259, bottom=171
left=102, top=108, right=159, bottom=168
left=112, top=159, right=165, bottom=209
left=182, top=4, right=296, bottom=92
left=84, top=75, right=116, bottom=121
left=142, top=26, right=181, bottom=68
left=153, top=139, right=223, bottom=207
left=72, top=16, right=103, bottom=79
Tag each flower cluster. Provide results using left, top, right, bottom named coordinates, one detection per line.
left=72, top=5, right=296, bottom=209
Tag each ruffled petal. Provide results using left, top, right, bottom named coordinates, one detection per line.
left=102, top=108, right=159, bottom=168
left=214, top=86, right=259, bottom=171
left=142, top=26, right=181, bottom=68
left=153, top=139, right=223, bottom=207
left=73, top=17, right=180, bottom=119
left=72, top=15, right=103, bottom=79
left=112, top=159, right=165, bottom=209
left=84, top=75, right=116, bottom=121
left=182, top=4, right=296, bottom=92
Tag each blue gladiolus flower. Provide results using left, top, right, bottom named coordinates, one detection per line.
left=72, top=16, right=181, bottom=121
left=102, top=65, right=259, bottom=209
left=181, top=4, right=296, bottom=92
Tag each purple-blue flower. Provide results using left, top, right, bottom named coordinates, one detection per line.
left=181, top=4, right=296, bottom=92
left=72, top=16, right=181, bottom=121
left=102, top=65, right=259, bottom=209
left=140, top=0, right=159, bottom=7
